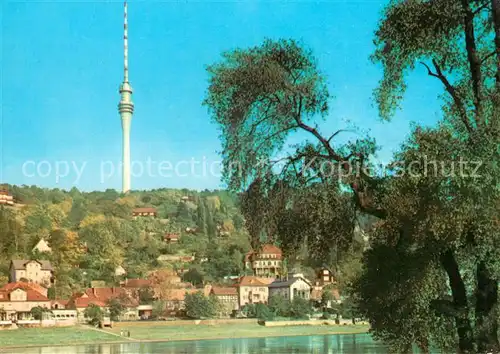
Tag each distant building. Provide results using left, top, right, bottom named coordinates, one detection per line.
left=32, top=239, right=52, bottom=254
left=68, top=287, right=139, bottom=321
left=244, top=244, right=283, bottom=277
left=9, top=260, right=53, bottom=287
left=114, top=265, right=127, bottom=277
left=132, top=207, right=157, bottom=218
left=317, top=267, right=336, bottom=286
left=0, top=282, right=51, bottom=321
left=0, top=189, right=14, bottom=207
left=268, top=273, right=312, bottom=301
left=210, top=287, right=239, bottom=316
left=164, top=233, right=180, bottom=244
left=236, top=276, right=270, bottom=307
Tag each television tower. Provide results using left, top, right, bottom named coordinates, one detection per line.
left=118, top=1, right=134, bottom=193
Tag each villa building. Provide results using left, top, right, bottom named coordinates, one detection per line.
left=244, top=244, right=283, bottom=277
left=317, top=267, right=336, bottom=286
left=210, top=287, right=239, bottom=316
left=9, top=260, right=53, bottom=287
left=236, top=276, right=270, bottom=307
left=164, top=233, right=180, bottom=244
left=32, top=239, right=52, bottom=254
left=132, top=207, right=157, bottom=218
left=0, top=282, right=51, bottom=321
left=268, top=273, right=312, bottom=301
left=0, top=189, right=14, bottom=207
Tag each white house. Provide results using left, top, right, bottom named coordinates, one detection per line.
left=268, top=273, right=312, bottom=301
left=32, top=239, right=52, bottom=253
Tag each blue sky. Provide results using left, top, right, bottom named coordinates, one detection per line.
left=1, top=0, right=443, bottom=192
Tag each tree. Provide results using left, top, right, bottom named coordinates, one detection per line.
left=184, top=292, right=218, bottom=319
left=268, top=294, right=291, bottom=317
left=151, top=300, right=166, bottom=319
left=84, top=304, right=104, bottom=326
left=182, top=267, right=204, bottom=286
left=196, top=197, right=207, bottom=235
left=255, top=303, right=274, bottom=321
left=138, top=287, right=155, bottom=305
left=107, top=298, right=125, bottom=321
left=290, top=297, right=312, bottom=319
left=204, top=30, right=500, bottom=352
left=30, top=306, right=51, bottom=320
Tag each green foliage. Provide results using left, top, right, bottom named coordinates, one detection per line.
left=84, top=304, right=104, bottom=326
left=151, top=301, right=166, bottom=319
left=289, top=297, right=312, bottom=319
left=184, top=292, right=219, bottom=319
left=255, top=303, right=274, bottom=321
left=138, top=287, right=155, bottom=305
left=30, top=306, right=51, bottom=320
left=107, top=298, right=125, bottom=321
left=182, top=267, right=204, bottom=286
left=0, top=186, right=248, bottom=297
left=268, top=294, right=291, bottom=317
left=241, top=304, right=257, bottom=318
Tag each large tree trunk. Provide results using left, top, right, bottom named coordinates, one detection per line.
left=440, top=249, right=475, bottom=353
left=475, top=261, right=499, bottom=353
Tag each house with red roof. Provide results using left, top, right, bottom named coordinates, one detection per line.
left=132, top=207, right=157, bottom=218
left=244, top=244, right=283, bottom=278
left=164, top=233, right=180, bottom=244
left=235, top=276, right=270, bottom=307
left=210, top=286, right=239, bottom=316
left=67, top=287, right=140, bottom=322
left=0, top=282, right=51, bottom=321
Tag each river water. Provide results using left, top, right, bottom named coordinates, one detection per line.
left=6, top=334, right=390, bottom=353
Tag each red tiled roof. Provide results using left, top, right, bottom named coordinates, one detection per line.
left=1, top=282, right=47, bottom=295
left=69, top=287, right=138, bottom=308
left=164, top=233, right=180, bottom=240
left=311, top=288, right=340, bottom=301
left=0, top=284, right=49, bottom=302
left=122, top=279, right=151, bottom=288
left=260, top=244, right=282, bottom=255
left=237, top=276, right=268, bottom=287
left=26, top=289, right=50, bottom=301
left=245, top=244, right=283, bottom=261
left=211, top=287, right=238, bottom=296
left=51, top=299, right=69, bottom=306
left=133, top=207, right=157, bottom=213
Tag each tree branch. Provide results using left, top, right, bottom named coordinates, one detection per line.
left=491, top=0, right=500, bottom=99
left=420, top=61, right=474, bottom=134
left=462, top=0, right=484, bottom=126
left=327, top=129, right=356, bottom=143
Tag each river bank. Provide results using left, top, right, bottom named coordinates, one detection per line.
left=0, top=322, right=369, bottom=349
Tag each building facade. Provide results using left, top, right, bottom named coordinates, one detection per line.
left=132, top=207, right=157, bottom=218
left=236, top=276, right=269, bottom=307
left=0, top=189, right=14, bottom=206
left=0, top=282, right=51, bottom=320
left=268, top=274, right=312, bottom=301
left=244, top=244, right=283, bottom=277
left=10, top=260, right=53, bottom=287
left=210, top=287, right=239, bottom=316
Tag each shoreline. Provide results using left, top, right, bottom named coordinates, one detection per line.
left=0, top=326, right=369, bottom=350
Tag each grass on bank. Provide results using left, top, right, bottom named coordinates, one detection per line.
left=0, top=326, right=122, bottom=348
left=105, top=322, right=370, bottom=341
left=0, top=323, right=369, bottom=349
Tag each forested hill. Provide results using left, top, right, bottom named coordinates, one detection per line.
left=0, top=185, right=251, bottom=298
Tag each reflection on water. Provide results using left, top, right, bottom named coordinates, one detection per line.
left=6, top=334, right=389, bottom=354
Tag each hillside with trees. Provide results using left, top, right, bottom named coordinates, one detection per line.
left=0, top=185, right=252, bottom=298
